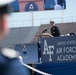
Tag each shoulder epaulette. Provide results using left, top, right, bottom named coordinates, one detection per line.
left=0, top=48, right=20, bottom=59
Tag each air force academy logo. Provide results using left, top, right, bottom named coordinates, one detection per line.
left=43, top=40, right=54, bottom=61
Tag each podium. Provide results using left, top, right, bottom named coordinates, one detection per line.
left=38, top=35, right=76, bottom=63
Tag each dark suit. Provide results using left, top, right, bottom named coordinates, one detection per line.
left=51, top=26, right=60, bottom=37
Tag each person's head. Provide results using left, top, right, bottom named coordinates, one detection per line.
left=50, top=20, right=55, bottom=27
left=0, top=0, right=14, bottom=40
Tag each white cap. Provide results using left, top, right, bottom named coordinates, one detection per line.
left=0, top=0, right=15, bottom=7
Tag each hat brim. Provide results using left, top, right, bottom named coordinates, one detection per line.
left=0, top=0, right=15, bottom=7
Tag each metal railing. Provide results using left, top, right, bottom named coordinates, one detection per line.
left=8, top=16, right=76, bottom=28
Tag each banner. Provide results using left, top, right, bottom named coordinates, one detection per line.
left=40, top=35, right=76, bottom=63
left=10, top=0, right=66, bottom=12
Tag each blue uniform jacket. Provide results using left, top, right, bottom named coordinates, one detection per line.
left=0, top=48, right=31, bottom=75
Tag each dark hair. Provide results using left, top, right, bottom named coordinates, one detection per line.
left=0, top=4, right=11, bottom=15
left=50, top=21, right=54, bottom=23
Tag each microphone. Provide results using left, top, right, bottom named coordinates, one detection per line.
left=42, top=29, right=47, bottom=33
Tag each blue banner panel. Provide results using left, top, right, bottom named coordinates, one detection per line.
left=15, top=44, right=38, bottom=64
left=41, top=35, right=76, bottom=63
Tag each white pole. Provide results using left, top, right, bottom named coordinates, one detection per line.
left=62, top=10, right=64, bottom=23
left=32, top=11, right=34, bottom=26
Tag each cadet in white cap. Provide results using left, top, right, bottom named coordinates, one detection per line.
left=0, top=0, right=15, bottom=40
left=0, top=1, right=31, bottom=75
